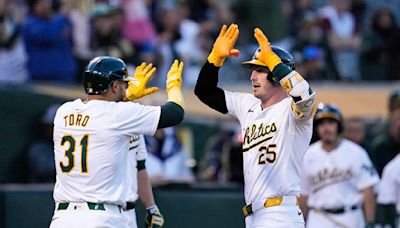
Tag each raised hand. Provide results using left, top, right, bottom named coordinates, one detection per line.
left=253, top=28, right=282, bottom=71
left=207, top=23, right=240, bottom=67
left=125, top=62, right=159, bottom=101
left=165, top=59, right=185, bottom=109
left=166, top=59, right=184, bottom=93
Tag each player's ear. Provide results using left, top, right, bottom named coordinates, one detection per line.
left=110, top=81, right=119, bottom=94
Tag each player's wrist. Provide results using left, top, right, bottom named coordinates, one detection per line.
left=167, top=86, right=185, bottom=109
left=264, top=52, right=282, bottom=72
left=146, top=205, right=159, bottom=213
left=207, top=51, right=225, bottom=67
left=272, top=63, right=293, bottom=82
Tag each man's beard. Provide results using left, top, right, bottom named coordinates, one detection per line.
left=321, top=135, right=337, bottom=145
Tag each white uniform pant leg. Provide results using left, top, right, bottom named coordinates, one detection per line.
left=49, top=204, right=127, bottom=228
left=245, top=214, right=253, bottom=228
left=306, top=209, right=365, bottom=228
left=246, top=205, right=305, bottom=228
left=122, top=209, right=138, bottom=228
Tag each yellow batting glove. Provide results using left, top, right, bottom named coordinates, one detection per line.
left=125, top=62, right=159, bottom=101
left=207, top=23, right=240, bottom=67
left=253, top=28, right=282, bottom=71
left=166, top=59, right=183, bottom=92
left=166, top=59, right=185, bottom=109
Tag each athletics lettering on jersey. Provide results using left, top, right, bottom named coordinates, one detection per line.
left=243, top=122, right=277, bottom=152
left=310, top=167, right=353, bottom=193
left=129, top=135, right=140, bottom=151
left=301, top=139, right=379, bottom=209
left=63, top=114, right=90, bottom=127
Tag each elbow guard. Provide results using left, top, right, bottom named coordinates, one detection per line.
left=280, top=71, right=317, bottom=120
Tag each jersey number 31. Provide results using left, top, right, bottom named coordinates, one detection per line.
left=60, top=134, right=89, bottom=173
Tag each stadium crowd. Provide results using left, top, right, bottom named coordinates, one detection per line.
left=1, top=0, right=400, bottom=85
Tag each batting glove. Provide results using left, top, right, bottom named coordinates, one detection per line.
left=166, top=59, right=185, bottom=109
left=125, top=62, right=159, bottom=101
left=207, top=23, right=240, bottom=67
left=166, top=59, right=183, bottom=92
left=253, top=28, right=282, bottom=71
left=145, top=205, right=164, bottom=228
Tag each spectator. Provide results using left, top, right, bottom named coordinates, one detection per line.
left=144, top=127, right=194, bottom=185
left=369, top=109, right=400, bottom=176
left=60, top=0, right=92, bottom=80
left=0, top=0, right=28, bottom=84
left=26, top=104, right=59, bottom=182
left=22, top=0, right=77, bottom=82
left=361, top=8, right=400, bottom=81
left=154, top=6, right=183, bottom=87
left=299, top=45, right=327, bottom=80
left=89, top=3, right=134, bottom=64
left=319, top=0, right=362, bottom=81
left=292, top=12, right=332, bottom=80
left=118, top=0, right=157, bottom=63
left=174, top=2, right=204, bottom=87
left=364, top=0, right=400, bottom=27
left=232, top=0, right=288, bottom=43
left=61, top=0, right=91, bottom=60
left=286, top=0, right=316, bottom=36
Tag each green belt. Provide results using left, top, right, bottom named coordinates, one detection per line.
left=57, top=202, right=106, bottom=211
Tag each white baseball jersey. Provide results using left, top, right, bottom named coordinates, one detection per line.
left=301, top=139, right=379, bottom=208
left=125, top=134, right=148, bottom=202
left=224, top=93, right=313, bottom=204
left=53, top=99, right=160, bottom=207
left=377, top=154, right=400, bottom=213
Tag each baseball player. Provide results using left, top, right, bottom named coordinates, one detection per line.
left=50, top=56, right=185, bottom=228
left=300, top=103, right=379, bottom=228
left=123, top=63, right=164, bottom=228
left=122, top=135, right=164, bottom=228
left=195, top=23, right=316, bottom=228
left=377, top=154, right=400, bottom=227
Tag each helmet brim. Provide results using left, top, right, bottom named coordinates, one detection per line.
left=122, top=77, right=133, bottom=82
left=314, top=113, right=340, bottom=122
left=241, top=59, right=267, bottom=68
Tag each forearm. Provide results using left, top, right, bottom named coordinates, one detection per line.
left=272, top=64, right=316, bottom=120
left=194, top=61, right=228, bottom=114
left=157, top=102, right=184, bottom=129
left=137, top=168, right=156, bottom=208
left=362, top=187, right=376, bottom=223
left=299, top=195, right=309, bottom=220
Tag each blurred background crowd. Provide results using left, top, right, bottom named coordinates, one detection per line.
left=1, top=0, right=400, bottom=226
left=1, top=0, right=400, bottom=86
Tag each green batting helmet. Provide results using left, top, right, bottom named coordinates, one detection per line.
left=83, top=56, right=130, bottom=95
left=242, top=46, right=295, bottom=85
left=242, top=46, right=296, bottom=70
left=314, top=103, right=344, bottom=133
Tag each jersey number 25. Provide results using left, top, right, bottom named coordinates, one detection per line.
left=258, top=144, right=277, bottom=165
left=59, top=134, right=89, bottom=174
